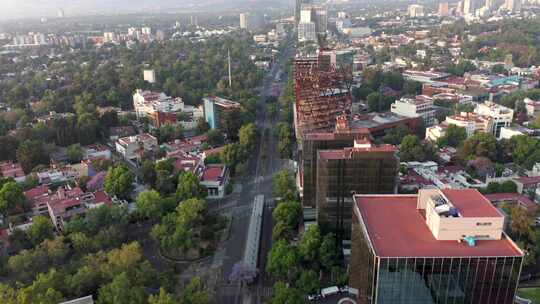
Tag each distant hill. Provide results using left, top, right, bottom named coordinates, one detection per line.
left=1, top=0, right=292, bottom=20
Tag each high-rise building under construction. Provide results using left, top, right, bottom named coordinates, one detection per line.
left=293, top=51, right=352, bottom=138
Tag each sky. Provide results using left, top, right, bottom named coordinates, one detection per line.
left=0, top=0, right=236, bottom=20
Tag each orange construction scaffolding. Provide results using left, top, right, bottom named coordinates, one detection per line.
left=294, top=51, right=352, bottom=137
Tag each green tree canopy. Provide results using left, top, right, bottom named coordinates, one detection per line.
left=176, top=171, right=206, bottom=201
left=179, top=277, right=211, bottom=304
left=400, top=135, right=427, bottom=162
left=298, top=225, right=321, bottom=264
left=67, top=144, right=85, bottom=164
left=272, top=170, right=296, bottom=200
left=148, top=288, right=175, bottom=304
left=16, top=140, right=49, bottom=173
left=457, top=132, right=498, bottom=162
left=97, top=272, right=147, bottom=304
left=382, top=124, right=410, bottom=145
left=437, top=124, right=467, bottom=148
left=238, top=123, right=257, bottom=154
left=205, top=129, right=224, bottom=147
left=266, top=239, right=300, bottom=280
left=272, top=201, right=302, bottom=240
left=270, top=282, right=304, bottom=304
left=135, top=190, right=162, bottom=220
left=140, top=160, right=157, bottom=186
left=26, top=215, right=55, bottom=247
left=104, top=165, right=134, bottom=200
left=0, top=181, right=26, bottom=218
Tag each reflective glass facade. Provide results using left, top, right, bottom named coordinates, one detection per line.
left=350, top=216, right=523, bottom=304
left=301, top=134, right=356, bottom=208
left=316, top=153, right=398, bottom=240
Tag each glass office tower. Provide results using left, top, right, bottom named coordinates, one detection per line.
left=350, top=191, right=524, bottom=304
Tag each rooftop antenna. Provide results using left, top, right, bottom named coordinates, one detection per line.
left=228, top=48, right=232, bottom=88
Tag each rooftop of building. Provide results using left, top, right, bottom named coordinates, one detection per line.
left=302, top=128, right=370, bottom=141
left=354, top=194, right=523, bottom=258
left=201, top=165, right=226, bottom=182
left=117, top=133, right=157, bottom=146
left=135, top=90, right=165, bottom=101
left=403, top=70, right=451, bottom=80
left=24, top=185, right=50, bottom=201
left=484, top=192, right=536, bottom=211
left=301, top=112, right=418, bottom=141
left=318, top=144, right=397, bottom=160
left=93, top=191, right=112, bottom=206
left=396, top=97, right=433, bottom=106
left=203, top=146, right=226, bottom=156
left=440, top=76, right=467, bottom=85
left=203, top=96, right=241, bottom=108
left=475, top=101, right=513, bottom=114
left=446, top=112, right=487, bottom=123
left=514, top=175, right=540, bottom=185
left=109, top=126, right=136, bottom=137
left=0, top=161, right=25, bottom=178
left=349, top=112, right=418, bottom=129
left=48, top=197, right=85, bottom=214
left=84, top=144, right=110, bottom=152
left=440, top=189, right=502, bottom=218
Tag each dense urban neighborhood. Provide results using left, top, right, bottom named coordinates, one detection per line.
left=2, top=0, right=540, bottom=303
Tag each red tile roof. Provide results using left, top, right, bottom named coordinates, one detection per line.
left=0, top=162, right=25, bottom=178
left=441, top=189, right=502, bottom=218
left=24, top=185, right=50, bottom=201
left=201, top=165, right=225, bottom=182
left=354, top=195, right=523, bottom=258
left=203, top=146, right=225, bottom=156
left=48, top=198, right=83, bottom=214
left=93, top=191, right=112, bottom=206
left=484, top=193, right=537, bottom=211
left=515, top=176, right=540, bottom=185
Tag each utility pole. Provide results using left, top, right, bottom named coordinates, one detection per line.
left=228, top=48, right=233, bottom=88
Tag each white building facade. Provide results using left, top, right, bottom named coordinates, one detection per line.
left=474, top=101, right=514, bottom=138
left=133, top=90, right=185, bottom=118
left=391, top=96, right=435, bottom=126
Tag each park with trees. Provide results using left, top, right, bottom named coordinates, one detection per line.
left=0, top=30, right=270, bottom=303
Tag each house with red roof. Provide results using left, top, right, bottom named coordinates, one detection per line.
left=48, top=197, right=87, bottom=232
left=199, top=164, right=229, bottom=198
left=25, top=184, right=113, bottom=231
left=0, top=161, right=26, bottom=183
left=513, top=175, right=540, bottom=199
left=24, top=185, right=51, bottom=215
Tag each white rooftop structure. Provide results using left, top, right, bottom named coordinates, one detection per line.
left=133, top=89, right=184, bottom=118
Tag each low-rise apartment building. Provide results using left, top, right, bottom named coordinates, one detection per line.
left=474, top=101, right=514, bottom=138
left=391, top=95, right=435, bottom=126
left=116, top=133, right=158, bottom=162
left=199, top=164, right=230, bottom=199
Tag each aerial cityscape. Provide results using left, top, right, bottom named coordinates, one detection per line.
left=2, top=0, right=540, bottom=303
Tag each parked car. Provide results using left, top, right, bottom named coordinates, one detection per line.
left=339, top=285, right=350, bottom=294
left=307, top=293, right=321, bottom=301
left=321, top=286, right=340, bottom=298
